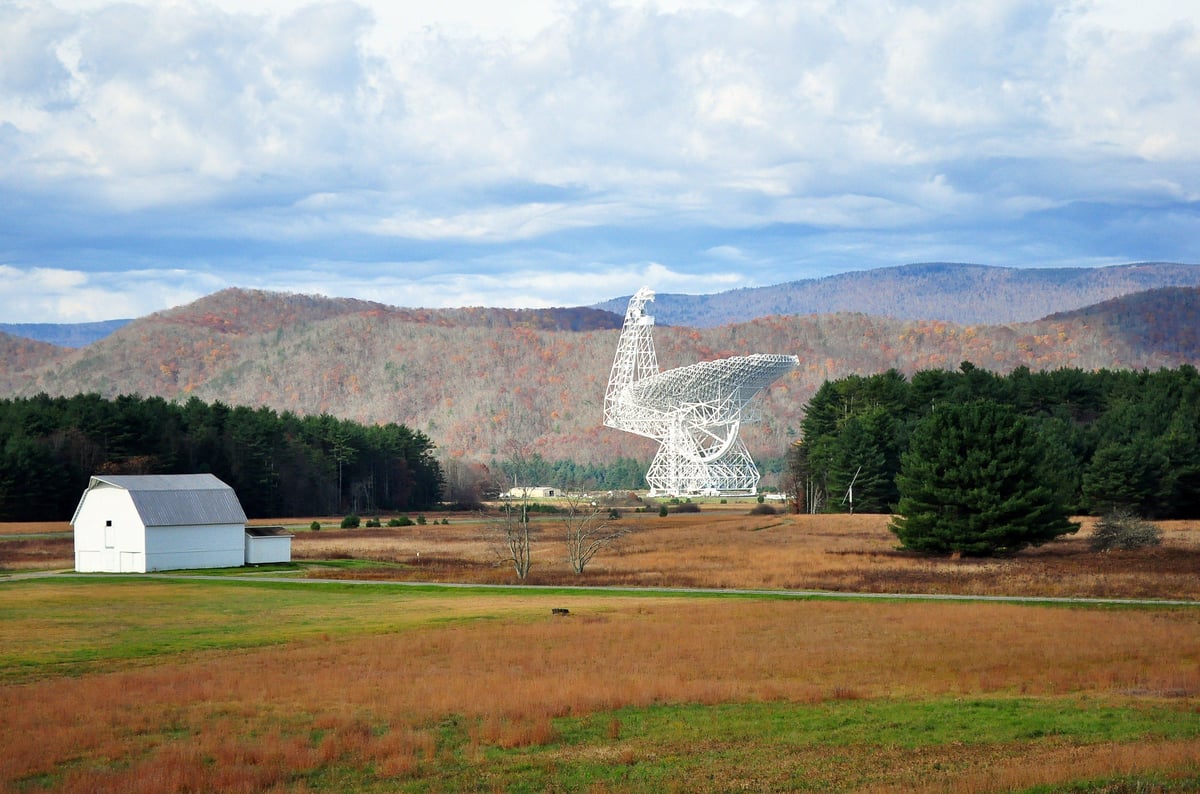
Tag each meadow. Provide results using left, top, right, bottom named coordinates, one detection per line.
left=2, top=507, right=1199, bottom=791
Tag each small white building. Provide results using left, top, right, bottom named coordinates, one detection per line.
left=244, top=526, right=294, bottom=565
left=72, top=473, right=251, bottom=573
left=502, top=485, right=559, bottom=499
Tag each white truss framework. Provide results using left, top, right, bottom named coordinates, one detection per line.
left=603, top=287, right=798, bottom=496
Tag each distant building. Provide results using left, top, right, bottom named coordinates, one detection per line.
left=71, top=473, right=289, bottom=572
left=501, top=485, right=559, bottom=499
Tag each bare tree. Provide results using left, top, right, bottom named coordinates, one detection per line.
left=442, top=455, right=495, bottom=508
left=561, top=490, right=628, bottom=574
left=482, top=495, right=534, bottom=580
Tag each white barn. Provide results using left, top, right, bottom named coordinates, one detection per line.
left=72, top=474, right=250, bottom=573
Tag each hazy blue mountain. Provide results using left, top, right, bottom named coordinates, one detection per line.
left=594, top=262, right=1200, bottom=326
left=0, top=319, right=133, bottom=347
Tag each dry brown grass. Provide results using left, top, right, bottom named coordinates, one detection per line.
left=9, top=509, right=1200, bottom=600
left=2, top=594, right=1198, bottom=791
left=291, top=508, right=1200, bottom=600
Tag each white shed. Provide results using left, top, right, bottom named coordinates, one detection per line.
left=244, top=526, right=294, bottom=565
left=72, top=473, right=249, bottom=573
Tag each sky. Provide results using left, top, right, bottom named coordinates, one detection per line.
left=2, top=0, right=1199, bottom=323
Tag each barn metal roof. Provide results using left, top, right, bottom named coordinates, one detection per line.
left=72, top=473, right=248, bottom=527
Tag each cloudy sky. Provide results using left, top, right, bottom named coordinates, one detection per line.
left=2, top=0, right=1198, bottom=322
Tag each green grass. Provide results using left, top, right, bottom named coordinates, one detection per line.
left=4, top=577, right=1200, bottom=791
left=0, top=577, right=555, bottom=682
left=292, top=699, right=1200, bottom=792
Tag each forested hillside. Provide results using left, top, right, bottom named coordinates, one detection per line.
left=0, top=332, right=63, bottom=374
left=0, top=393, right=443, bottom=521
left=1046, top=287, right=1200, bottom=356
left=796, top=365, right=1200, bottom=519
left=595, top=262, right=1200, bottom=326
left=2, top=286, right=1197, bottom=483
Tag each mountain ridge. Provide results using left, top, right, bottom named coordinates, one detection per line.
left=7, top=261, right=1200, bottom=346
left=593, top=261, right=1200, bottom=326
left=3, top=281, right=1197, bottom=474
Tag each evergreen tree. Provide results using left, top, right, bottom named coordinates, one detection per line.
left=826, top=408, right=897, bottom=513
left=890, top=400, right=1079, bottom=555
left=1081, top=437, right=1167, bottom=516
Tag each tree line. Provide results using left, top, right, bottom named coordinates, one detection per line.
left=0, top=393, right=444, bottom=521
left=793, top=363, right=1200, bottom=520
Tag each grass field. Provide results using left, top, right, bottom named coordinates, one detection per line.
left=2, top=508, right=1199, bottom=791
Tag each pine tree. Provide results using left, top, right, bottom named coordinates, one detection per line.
left=889, top=400, right=1079, bottom=555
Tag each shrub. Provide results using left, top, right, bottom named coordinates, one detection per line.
left=757, top=494, right=765, bottom=504
left=1090, top=509, right=1163, bottom=551
left=340, top=514, right=360, bottom=529
left=672, top=502, right=701, bottom=514
left=365, top=518, right=381, bottom=528
left=608, top=508, right=620, bottom=519
left=416, top=514, right=426, bottom=525
left=309, top=520, right=321, bottom=531
left=658, top=504, right=669, bottom=517
left=441, top=518, right=449, bottom=525
left=749, top=503, right=777, bottom=515
left=388, top=515, right=414, bottom=527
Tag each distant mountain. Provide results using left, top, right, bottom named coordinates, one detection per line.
left=0, top=331, right=65, bottom=376
left=0, top=319, right=132, bottom=347
left=0, top=289, right=621, bottom=347
left=3, top=284, right=1198, bottom=473
left=1045, top=286, right=1200, bottom=358
left=594, top=262, right=1200, bottom=326
left=10, top=262, right=1197, bottom=349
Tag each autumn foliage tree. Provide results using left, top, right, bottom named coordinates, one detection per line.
left=889, top=400, right=1079, bottom=555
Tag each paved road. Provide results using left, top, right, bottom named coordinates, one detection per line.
left=8, top=568, right=1198, bottom=608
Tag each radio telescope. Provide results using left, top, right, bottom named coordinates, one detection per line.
left=603, top=287, right=799, bottom=496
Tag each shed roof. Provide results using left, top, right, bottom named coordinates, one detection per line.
left=245, top=526, right=293, bottom=538
left=71, top=473, right=248, bottom=527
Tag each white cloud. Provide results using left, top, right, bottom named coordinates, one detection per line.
left=2, top=1, right=1198, bottom=322
left=0, top=265, right=216, bottom=322
left=247, top=260, right=747, bottom=311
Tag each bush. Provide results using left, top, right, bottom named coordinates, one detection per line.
left=658, top=504, right=669, bottom=517
left=1090, top=509, right=1163, bottom=551
left=757, top=494, right=765, bottom=504
left=340, top=514, right=360, bottom=529
left=365, top=518, right=381, bottom=527
left=309, top=520, right=321, bottom=531
left=608, top=508, right=620, bottom=519
left=416, top=514, right=426, bottom=525
left=671, top=502, right=701, bottom=514
left=749, top=503, right=777, bottom=515
left=388, top=515, right=414, bottom=527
